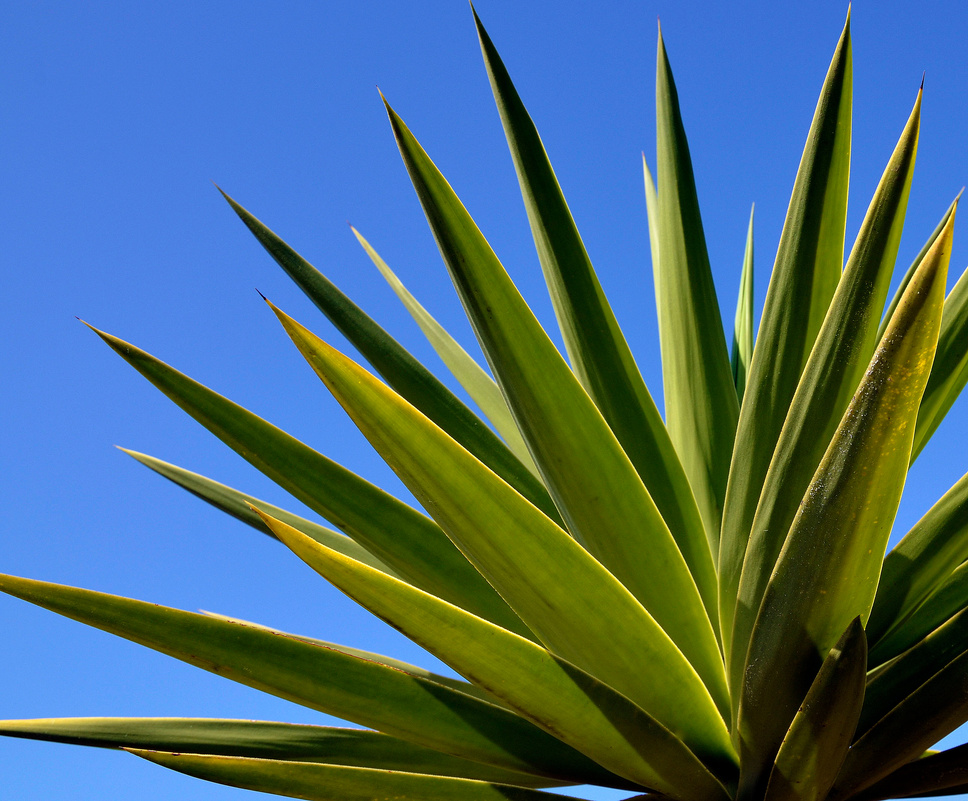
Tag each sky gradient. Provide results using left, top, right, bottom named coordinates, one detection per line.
left=4, top=2, right=968, bottom=799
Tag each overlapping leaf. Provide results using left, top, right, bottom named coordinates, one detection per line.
left=731, top=207, right=755, bottom=401
left=719, top=13, right=852, bottom=657
left=736, top=210, right=951, bottom=798
left=382, top=97, right=725, bottom=693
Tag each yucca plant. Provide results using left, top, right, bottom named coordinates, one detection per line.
left=5, top=6, right=968, bottom=801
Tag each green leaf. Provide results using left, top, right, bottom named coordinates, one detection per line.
left=655, top=26, right=739, bottom=549
left=260, top=511, right=735, bottom=800
left=718, top=12, right=851, bottom=658
left=728, top=89, right=920, bottom=701
left=832, top=627, right=968, bottom=799
left=383, top=98, right=725, bottom=697
left=350, top=226, right=535, bottom=471
left=220, top=190, right=558, bottom=522
left=849, top=744, right=968, bottom=801
left=731, top=206, right=755, bottom=401
left=130, top=750, right=589, bottom=801
left=858, top=606, right=968, bottom=740
left=736, top=208, right=951, bottom=799
left=88, top=325, right=531, bottom=639
left=913, top=258, right=968, bottom=461
left=120, top=448, right=397, bottom=576
left=0, top=574, right=616, bottom=787
left=268, top=305, right=735, bottom=768
left=871, top=559, right=968, bottom=664
left=762, top=618, right=867, bottom=801
left=475, top=10, right=716, bottom=621
left=867, top=468, right=968, bottom=650
left=0, top=718, right=565, bottom=787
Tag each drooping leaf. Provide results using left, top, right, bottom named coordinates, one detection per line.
left=736, top=210, right=951, bottom=799
left=655, top=26, right=739, bottom=549
left=268, top=304, right=734, bottom=755
left=261, top=511, right=735, bottom=800
left=913, top=259, right=968, bottom=461
left=719, top=13, right=852, bottom=657
left=0, top=574, right=619, bottom=787
left=731, top=206, right=755, bottom=401
left=382, top=98, right=724, bottom=690
left=0, top=718, right=565, bottom=786
left=130, top=750, right=590, bottom=801
left=762, top=618, right=867, bottom=801
left=475, top=10, right=717, bottom=620
left=120, top=448, right=396, bottom=576
left=350, top=226, right=535, bottom=470
left=728, top=89, right=920, bottom=700
left=220, top=190, right=557, bottom=521
left=88, top=325, right=532, bottom=639
left=849, top=743, right=968, bottom=801
left=867, top=468, right=968, bottom=649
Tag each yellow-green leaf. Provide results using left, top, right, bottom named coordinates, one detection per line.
left=731, top=206, right=755, bottom=402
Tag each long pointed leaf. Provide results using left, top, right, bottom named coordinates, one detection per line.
left=737, top=210, right=951, bottom=798
left=762, top=618, right=867, bottom=801
left=913, top=259, right=968, bottom=460
left=850, top=743, right=968, bottom=801
left=131, top=750, right=590, bottom=801
left=0, top=718, right=564, bottom=786
left=475, top=11, right=717, bottom=621
left=719, top=13, right=852, bottom=657
left=731, top=206, right=755, bottom=401
left=220, top=190, right=557, bottom=521
left=88, top=325, right=531, bottom=639
left=120, top=448, right=396, bottom=576
left=383, top=99, right=724, bottom=694
left=655, top=26, right=739, bottom=548
left=261, top=512, right=735, bottom=800
left=350, top=226, right=535, bottom=470
left=868, top=468, right=968, bottom=648
left=0, top=574, right=616, bottom=786
left=268, top=304, right=734, bottom=764
left=729, top=90, right=920, bottom=700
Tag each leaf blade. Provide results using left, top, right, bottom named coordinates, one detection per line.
left=731, top=206, right=755, bottom=401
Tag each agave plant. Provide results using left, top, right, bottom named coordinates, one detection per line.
left=5, top=6, right=968, bottom=801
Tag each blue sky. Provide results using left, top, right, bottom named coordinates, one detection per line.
left=3, top=1, right=968, bottom=798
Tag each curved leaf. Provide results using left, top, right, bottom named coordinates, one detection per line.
left=850, top=744, right=968, bottom=801
left=763, top=618, right=867, bottom=801
left=120, top=448, right=396, bottom=576
left=736, top=209, right=951, bottom=798
left=383, top=98, right=724, bottom=696
left=350, top=226, right=535, bottom=471
left=655, top=26, right=739, bottom=548
left=220, top=190, right=557, bottom=521
left=719, top=13, right=851, bottom=658
left=0, top=718, right=564, bottom=786
left=88, top=325, right=532, bottom=639
left=130, top=750, right=589, bottom=801
left=729, top=89, right=920, bottom=700
left=0, top=574, right=615, bottom=787
left=261, top=512, right=735, bottom=800
left=731, top=206, right=755, bottom=401
left=268, top=304, right=734, bottom=761
left=868, top=468, right=968, bottom=650
left=475, top=10, right=717, bottom=622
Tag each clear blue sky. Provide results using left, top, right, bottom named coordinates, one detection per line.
left=3, top=1, right=968, bottom=798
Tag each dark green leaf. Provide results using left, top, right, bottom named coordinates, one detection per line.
left=850, top=744, right=968, bottom=801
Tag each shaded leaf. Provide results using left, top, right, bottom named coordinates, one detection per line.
left=220, top=190, right=557, bottom=521
left=383, top=98, right=725, bottom=698
left=88, top=325, right=531, bottom=639
left=268, top=305, right=734, bottom=762
left=737, top=209, right=951, bottom=798
left=851, top=744, right=968, bottom=801
left=0, top=718, right=564, bottom=786
left=655, top=26, right=739, bottom=548
left=719, top=13, right=852, bottom=659
left=475, top=10, right=717, bottom=621
left=261, top=511, right=735, bottom=800
left=0, top=574, right=617, bottom=786
left=763, top=618, right=867, bottom=801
